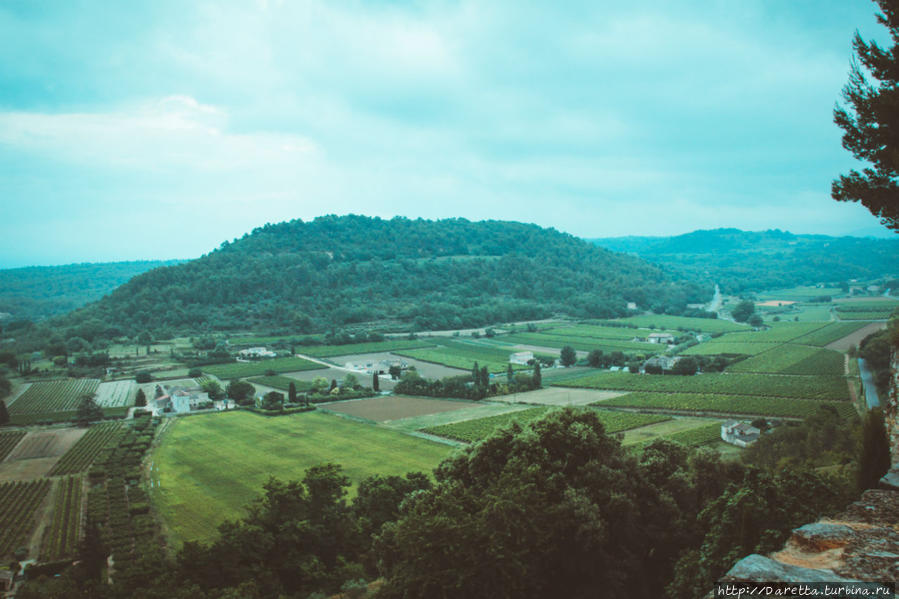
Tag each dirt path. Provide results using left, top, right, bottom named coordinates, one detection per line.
left=825, top=322, right=887, bottom=352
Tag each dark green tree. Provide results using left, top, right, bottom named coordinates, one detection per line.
left=226, top=380, right=256, bottom=405
left=135, top=389, right=146, bottom=407
left=76, top=395, right=103, bottom=426
left=506, top=363, right=514, bottom=384
left=730, top=300, right=755, bottom=323
left=748, top=313, right=764, bottom=328
left=77, top=518, right=107, bottom=583
left=289, top=381, right=298, bottom=403
left=372, top=373, right=379, bottom=393
left=0, top=399, right=8, bottom=425
left=587, top=349, right=604, bottom=368
left=560, top=345, right=577, bottom=367
left=832, top=0, right=899, bottom=231
left=388, top=365, right=402, bottom=380
left=532, top=361, right=542, bottom=388
left=858, top=407, right=891, bottom=490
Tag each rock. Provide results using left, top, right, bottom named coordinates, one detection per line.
left=722, top=554, right=856, bottom=584
left=878, top=467, right=899, bottom=491
left=790, top=523, right=856, bottom=551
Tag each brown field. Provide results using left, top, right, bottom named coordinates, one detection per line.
left=492, top=387, right=626, bottom=406
left=756, top=300, right=796, bottom=307
left=826, top=322, right=887, bottom=352
left=322, top=395, right=473, bottom=422
left=0, top=428, right=87, bottom=481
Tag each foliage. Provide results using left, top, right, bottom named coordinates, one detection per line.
left=134, top=389, right=146, bottom=407
left=204, top=356, right=322, bottom=378
left=76, top=395, right=104, bottom=426
left=559, top=345, right=577, bottom=367
left=731, top=300, right=755, bottom=323
left=8, top=379, right=100, bottom=415
left=40, top=476, right=83, bottom=561
left=225, top=380, right=256, bottom=405
left=597, top=392, right=857, bottom=420
left=857, top=407, right=891, bottom=490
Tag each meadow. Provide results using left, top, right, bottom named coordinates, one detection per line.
left=203, top=356, right=324, bottom=378
left=610, top=315, right=749, bottom=333
left=150, top=411, right=453, bottom=546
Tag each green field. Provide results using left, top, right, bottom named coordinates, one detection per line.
left=717, top=322, right=828, bottom=343
left=779, top=305, right=835, bottom=322
left=555, top=371, right=848, bottom=401
left=629, top=422, right=723, bottom=450
left=836, top=311, right=892, bottom=320
left=299, top=339, right=435, bottom=358
left=396, top=340, right=541, bottom=373
left=682, top=342, right=782, bottom=356
left=791, top=322, right=870, bottom=346
left=757, top=286, right=842, bottom=301
left=727, top=345, right=844, bottom=376
left=597, top=392, right=856, bottom=419
left=150, top=411, right=452, bottom=546
left=246, top=375, right=316, bottom=392
left=421, top=407, right=670, bottom=443
left=204, top=356, right=324, bottom=378
left=611, top=315, right=749, bottom=333
left=499, top=331, right=660, bottom=353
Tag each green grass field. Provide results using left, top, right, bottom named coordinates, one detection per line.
left=299, top=339, right=435, bottom=358
left=717, top=322, right=828, bottom=343
left=726, top=345, right=844, bottom=376
left=395, top=340, right=541, bottom=373
left=597, top=392, right=856, bottom=419
left=682, top=342, right=782, bottom=356
left=611, top=315, right=749, bottom=333
left=499, top=331, right=660, bottom=353
left=150, top=411, right=453, bottom=547
left=790, top=321, right=869, bottom=346
left=247, top=375, right=315, bottom=392
left=203, top=356, right=324, bottom=378
left=757, top=286, right=843, bottom=301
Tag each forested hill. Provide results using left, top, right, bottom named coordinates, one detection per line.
left=50, top=215, right=708, bottom=337
left=0, top=260, right=184, bottom=322
left=592, top=228, right=899, bottom=293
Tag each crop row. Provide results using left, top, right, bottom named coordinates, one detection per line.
left=630, top=423, right=723, bottom=452
left=837, top=311, right=893, bottom=320
left=204, top=356, right=323, bottom=379
left=247, top=375, right=314, bottom=392
left=40, top=476, right=83, bottom=561
left=50, top=422, right=125, bottom=476
left=500, top=332, right=659, bottom=353
left=683, top=342, right=781, bottom=357
left=94, top=380, right=135, bottom=408
left=789, top=322, right=868, bottom=346
left=596, top=392, right=857, bottom=419
left=9, top=379, right=101, bottom=415
left=834, top=301, right=898, bottom=312
left=556, top=371, right=849, bottom=401
left=421, top=407, right=670, bottom=443
left=545, top=324, right=676, bottom=340
left=727, top=345, right=843, bottom=376
left=300, top=339, right=435, bottom=357
left=718, top=322, right=828, bottom=344
left=0, top=430, right=26, bottom=462
left=0, top=479, right=52, bottom=560
left=613, top=314, right=749, bottom=333
left=8, top=406, right=129, bottom=427
left=397, top=341, right=534, bottom=373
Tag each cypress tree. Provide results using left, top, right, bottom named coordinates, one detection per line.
left=858, top=407, right=891, bottom=491
left=289, top=381, right=297, bottom=404
left=0, top=400, right=8, bottom=425
left=135, top=389, right=147, bottom=407
left=373, top=372, right=380, bottom=392
left=533, top=362, right=542, bottom=388
left=507, top=363, right=514, bottom=384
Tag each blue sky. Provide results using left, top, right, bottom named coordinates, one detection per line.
left=0, top=0, right=893, bottom=267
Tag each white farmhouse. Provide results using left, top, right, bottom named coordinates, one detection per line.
left=648, top=333, right=675, bottom=344
left=509, top=351, right=534, bottom=365
left=721, top=420, right=761, bottom=447
left=239, top=347, right=277, bottom=359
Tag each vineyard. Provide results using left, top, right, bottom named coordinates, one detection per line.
left=718, top=322, right=828, bottom=343
left=499, top=331, right=660, bottom=353
left=8, top=379, right=100, bottom=415
left=612, top=314, right=749, bottom=333
left=95, top=380, right=135, bottom=408
left=247, top=375, right=314, bottom=392
left=49, top=422, right=125, bottom=476
left=300, top=339, right=435, bottom=358
left=40, top=476, right=83, bottom=561
left=555, top=371, right=849, bottom=401
left=421, top=407, right=670, bottom=443
left=204, top=356, right=324, bottom=379
left=0, top=430, right=26, bottom=462
left=791, top=322, right=870, bottom=346
left=727, top=345, right=844, bottom=376
left=596, top=392, right=857, bottom=419
left=396, top=340, right=540, bottom=373
left=630, top=423, right=723, bottom=451
left=683, top=342, right=781, bottom=356
left=836, top=310, right=893, bottom=320
left=0, top=479, right=52, bottom=559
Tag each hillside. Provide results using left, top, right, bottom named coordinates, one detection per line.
left=592, top=228, right=899, bottom=293
left=0, top=260, right=184, bottom=322
left=47, top=215, right=708, bottom=338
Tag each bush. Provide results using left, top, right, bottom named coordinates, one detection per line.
left=188, top=368, right=202, bottom=378
left=135, top=372, right=152, bottom=383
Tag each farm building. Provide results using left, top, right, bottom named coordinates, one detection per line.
left=647, top=333, right=675, bottom=344
left=345, top=358, right=407, bottom=375
left=721, top=420, right=761, bottom=447
left=626, top=302, right=638, bottom=310
left=151, top=385, right=211, bottom=415
left=509, top=351, right=534, bottom=365
left=238, top=347, right=277, bottom=359
left=643, top=355, right=681, bottom=372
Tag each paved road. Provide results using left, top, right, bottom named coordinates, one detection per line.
left=858, top=358, right=881, bottom=409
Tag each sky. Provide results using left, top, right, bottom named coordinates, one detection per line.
left=0, top=0, right=895, bottom=268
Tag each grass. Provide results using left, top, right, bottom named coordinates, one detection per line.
left=757, top=286, right=843, bottom=301
left=395, top=340, right=540, bottom=373
left=611, top=315, right=749, bottom=333
left=597, top=392, right=857, bottom=419
left=383, top=403, right=533, bottom=433
left=247, top=375, right=316, bottom=392
left=204, top=356, right=324, bottom=379
left=499, top=331, right=660, bottom=353
left=299, top=339, right=435, bottom=357
left=555, top=371, right=849, bottom=401
left=727, top=345, right=844, bottom=376
left=150, top=410, right=452, bottom=547
left=791, top=322, right=870, bottom=346
left=682, top=342, right=782, bottom=356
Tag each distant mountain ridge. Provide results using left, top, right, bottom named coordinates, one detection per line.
left=591, top=228, right=899, bottom=293
left=40, top=215, right=708, bottom=339
left=0, top=260, right=185, bottom=322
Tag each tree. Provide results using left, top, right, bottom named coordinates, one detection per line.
left=0, top=400, right=8, bottom=425
left=135, top=371, right=152, bottom=383
left=532, top=361, right=542, bottom=388
left=832, top=0, right=899, bottom=231
left=858, top=407, right=891, bottom=490
left=135, top=389, right=147, bottom=407
left=201, top=379, right=224, bottom=400
left=587, top=349, right=604, bottom=368
left=76, top=395, right=103, bottom=426
left=261, top=391, right=284, bottom=411
left=289, top=381, right=298, bottom=403
left=388, top=365, right=402, bottom=380
left=227, top=380, right=256, bottom=405
left=343, top=373, right=359, bottom=390
left=730, top=300, right=755, bottom=323
left=560, top=345, right=577, bottom=367
left=747, top=313, right=764, bottom=328
left=372, top=373, right=379, bottom=393
left=670, top=357, right=698, bottom=376
left=506, top=363, right=514, bottom=384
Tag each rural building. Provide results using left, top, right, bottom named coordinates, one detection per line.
left=721, top=420, right=761, bottom=447
left=643, top=355, right=681, bottom=371
left=626, top=302, right=638, bottom=310
left=238, top=347, right=277, bottom=359
left=509, top=351, right=534, bottom=365
left=345, top=358, right=406, bottom=374
left=647, top=333, right=675, bottom=344
left=152, top=385, right=211, bottom=415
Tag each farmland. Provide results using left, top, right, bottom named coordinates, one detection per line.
left=596, top=392, right=857, bottom=419
left=0, top=431, right=26, bottom=462
left=757, top=286, right=843, bottom=301
left=300, top=339, right=435, bottom=358
left=682, top=342, right=782, bottom=356
left=555, top=371, right=849, bottom=400
left=0, top=479, right=52, bottom=560
left=718, top=322, right=828, bottom=343
left=151, top=411, right=452, bottom=546
left=499, top=331, right=660, bottom=353
left=836, top=310, right=894, bottom=320
left=396, top=340, right=539, bottom=373
left=204, top=356, right=324, bottom=379
left=39, top=476, right=83, bottom=561
left=246, top=375, right=315, bottom=392
left=612, top=314, right=749, bottom=333
left=727, top=345, right=844, bottom=376
left=8, top=379, right=100, bottom=415
left=792, top=322, right=871, bottom=346
left=421, top=407, right=671, bottom=443
left=49, top=422, right=125, bottom=476
left=323, top=395, right=473, bottom=422
left=95, top=380, right=135, bottom=407
left=629, top=422, right=723, bottom=450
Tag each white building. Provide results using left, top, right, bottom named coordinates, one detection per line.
left=239, top=347, right=277, bottom=359
left=509, top=351, right=534, bottom=365
left=721, top=420, right=761, bottom=447
left=648, top=333, right=676, bottom=344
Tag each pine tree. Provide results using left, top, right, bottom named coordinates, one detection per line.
left=372, top=372, right=380, bottom=392
left=533, top=362, right=542, bottom=388
left=135, top=389, right=146, bottom=407
left=858, top=407, right=891, bottom=490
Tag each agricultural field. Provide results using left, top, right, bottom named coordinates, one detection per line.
left=836, top=310, right=894, bottom=320
left=8, top=379, right=100, bottom=415
left=203, top=356, right=324, bottom=379
left=95, top=380, right=135, bottom=407
left=49, top=422, right=125, bottom=476
left=300, top=339, right=435, bottom=358
left=718, top=322, right=828, bottom=343
left=791, top=321, right=871, bottom=346
left=0, top=431, right=26, bottom=462
left=40, top=476, right=83, bottom=561
left=773, top=304, right=834, bottom=322
left=727, top=345, right=844, bottom=376
left=620, top=418, right=721, bottom=447
left=491, top=387, right=627, bottom=407
left=757, top=286, right=843, bottom=301
left=612, top=314, right=749, bottom=333
left=421, top=407, right=671, bottom=443
left=499, top=331, right=660, bottom=353
left=151, top=411, right=452, bottom=546
left=246, top=375, right=315, bottom=392
left=596, top=392, right=857, bottom=419
left=323, top=395, right=473, bottom=423
left=628, top=422, right=724, bottom=450
left=682, top=342, right=782, bottom=356
left=396, top=340, right=538, bottom=373
left=555, top=371, right=849, bottom=401
left=0, top=479, right=52, bottom=560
